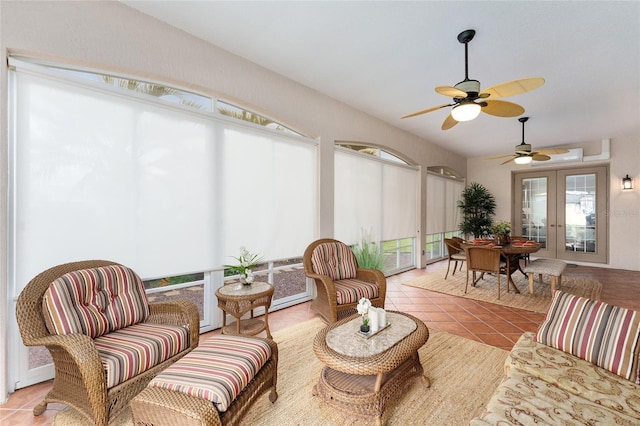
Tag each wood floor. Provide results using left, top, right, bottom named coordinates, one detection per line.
left=2, top=260, right=639, bottom=425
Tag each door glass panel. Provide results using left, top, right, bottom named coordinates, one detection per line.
left=520, top=177, right=548, bottom=248
left=564, top=173, right=597, bottom=253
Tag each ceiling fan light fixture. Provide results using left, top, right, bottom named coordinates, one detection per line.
left=514, top=155, right=533, bottom=165
left=451, top=102, right=481, bottom=122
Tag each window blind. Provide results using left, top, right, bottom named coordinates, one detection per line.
left=334, top=149, right=418, bottom=245
left=9, top=59, right=316, bottom=289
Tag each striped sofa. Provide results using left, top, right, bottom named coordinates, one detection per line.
left=471, top=291, right=640, bottom=425
left=303, top=238, right=386, bottom=323
left=16, top=260, right=200, bottom=426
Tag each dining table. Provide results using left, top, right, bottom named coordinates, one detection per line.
left=462, top=239, right=542, bottom=293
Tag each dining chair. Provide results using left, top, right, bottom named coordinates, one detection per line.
left=464, top=246, right=507, bottom=300
left=444, top=238, right=466, bottom=279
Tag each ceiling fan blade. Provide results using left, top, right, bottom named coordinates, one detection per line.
left=481, top=100, right=525, bottom=117
left=481, top=77, right=545, bottom=99
left=532, top=154, right=551, bottom=161
left=485, top=153, right=517, bottom=160
left=441, top=113, right=458, bottom=130
left=401, top=104, right=451, bottom=119
left=500, top=157, right=516, bottom=165
left=435, top=85, right=468, bottom=98
left=535, top=148, right=570, bottom=155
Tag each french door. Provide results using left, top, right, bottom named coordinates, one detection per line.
left=513, top=166, right=608, bottom=263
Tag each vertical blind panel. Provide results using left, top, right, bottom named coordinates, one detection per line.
left=426, top=174, right=446, bottom=234
left=382, top=164, right=418, bottom=240
left=13, top=71, right=217, bottom=285
left=334, top=152, right=382, bottom=245
left=221, top=128, right=316, bottom=261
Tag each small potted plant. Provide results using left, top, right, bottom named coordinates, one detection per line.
left=225, top=247, right=263, bottom=285
left=491, top=220, right=511, bottom=245
left=357, top=298, right=372, bottom=333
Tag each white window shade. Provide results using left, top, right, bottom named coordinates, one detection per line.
left=382, top=165, right=418, bottom=241
left=10, top=60, right=316, bottom=289
left=426, top=173, right=464, bottom=234
left=335, top=150, right=418, bottom=245
left=221, top=128, right=316, bottom=260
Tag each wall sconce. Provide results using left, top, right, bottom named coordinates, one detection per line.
left=622, top=174, right=633, bottom=190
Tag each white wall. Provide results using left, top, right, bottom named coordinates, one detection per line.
left=0, top=1, right=467, bottom=400
left=467, top=137, right=640, bottom=271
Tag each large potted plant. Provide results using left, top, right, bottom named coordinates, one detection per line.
left=457, top=182, right=497, bottom=239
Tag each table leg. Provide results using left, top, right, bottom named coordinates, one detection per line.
left=505, top=255, right=521, bottom=294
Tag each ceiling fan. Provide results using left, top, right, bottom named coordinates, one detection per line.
left=487, top=117, right=569, bottom=165
left=401, top=29, right=545, bottom=130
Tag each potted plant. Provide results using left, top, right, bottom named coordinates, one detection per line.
left=491, top=220, right=511, bottom=245
left=457, top=182, right=497, bottom=239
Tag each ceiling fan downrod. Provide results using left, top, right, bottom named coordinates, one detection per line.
left=458, top=29, right=475, bottom=82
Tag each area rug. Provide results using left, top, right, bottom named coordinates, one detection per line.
left=402, top=269, right=602, bottom=313
left=54, top=318, right=508, bottom=425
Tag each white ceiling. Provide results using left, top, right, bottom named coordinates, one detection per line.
left=123, top=1, right=640, bottom=158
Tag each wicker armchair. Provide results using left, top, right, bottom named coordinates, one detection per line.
left=303, top=238, right=386, bottom=323
left=15, top=260, right=200, bottom=426
left=464, top=246, right=507, bottom=300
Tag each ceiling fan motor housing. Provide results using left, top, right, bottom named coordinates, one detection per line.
left=515, top=143, right=532, bottom=154
left=454, top=79, right=480, bottom=97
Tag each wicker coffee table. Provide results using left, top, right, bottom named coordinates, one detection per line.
left=312, top=311, right=430, bottom=425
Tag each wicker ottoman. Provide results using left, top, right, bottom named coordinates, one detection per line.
left=131, top=335, right=278, bottom=426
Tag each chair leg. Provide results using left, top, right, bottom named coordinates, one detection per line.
left=445, top=260, right=452, bottom=279
left=465, top=270, right=469, bottom=293
left=551, top=276, right=557, bottom=293
left=497, top=273, right=501, bottom=300
left=452, top=260, right=458, bottom=276
left=528, top=273, right=534, bottom=294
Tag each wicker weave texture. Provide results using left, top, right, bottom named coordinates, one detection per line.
left=15, top=260, right=200, bottom=426
left=312, top=312, right=429, bottom=424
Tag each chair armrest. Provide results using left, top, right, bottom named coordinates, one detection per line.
left=27, top=332, right=106, bottom=388
left=305, top=272, right=339, bottom=304
left=147, top=299, right=200, bottom=349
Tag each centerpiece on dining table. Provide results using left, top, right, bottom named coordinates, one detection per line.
left=491, top=220, right=511, bottom=246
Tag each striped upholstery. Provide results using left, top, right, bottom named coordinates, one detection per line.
left=95, top=322, right=189, bottom=389
left=335, top=278, right=380, bottom=305
left=311, top=242, right=358, bottom=280
left=536, top=291, right=640, bottom=383
left=42, top=265, right=150, bottom=338
left=148, top=335, right=272, bottom=412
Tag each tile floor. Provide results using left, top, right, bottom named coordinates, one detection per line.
left=2, top=260, right=639, bottom=425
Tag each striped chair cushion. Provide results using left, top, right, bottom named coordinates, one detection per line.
left=42, top=265, right=150, bottom=338
left=95, top=322, right=189, bottom=389
left=335, top=278, right=379, bottom=305
left=148, top=335, right=272, bottom=412
left=311, top=242, right=358, bottom=280
left=535, top=291, right=640, bottom=383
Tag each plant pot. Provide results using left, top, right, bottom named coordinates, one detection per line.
left=360, top=324, right=370, bottom=333
left=495, top=234, right=510, bottom=245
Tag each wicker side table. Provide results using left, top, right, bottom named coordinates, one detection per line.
left=312, top=311, right=430, bottom=426
left=216, top=281, right=274, bottom=338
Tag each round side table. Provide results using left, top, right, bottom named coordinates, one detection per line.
left=215, top=281, right=274, bottom=338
